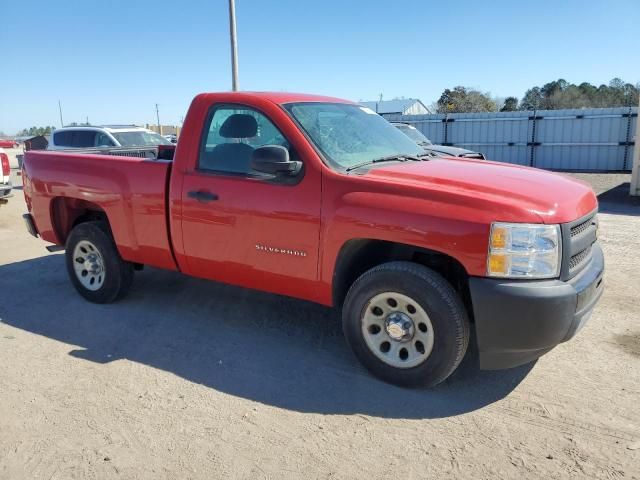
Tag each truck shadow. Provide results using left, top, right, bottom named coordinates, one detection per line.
left=0, top=255, right=534, bottom=419
left=597, top=182, right=640, bottom=216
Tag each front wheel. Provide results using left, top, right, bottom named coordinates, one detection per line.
left=342, top=261, right=470, bottom=388
left=65, top=221, right=134, bottom=303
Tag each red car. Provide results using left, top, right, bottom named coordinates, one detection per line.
left=0, top=148, right=12, bottom=203
left=21, top=92, right=604, bottom=387
left=0, top=139, right=18, bottom=149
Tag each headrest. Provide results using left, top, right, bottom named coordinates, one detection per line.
left=219, top=114, right=258, bottom=138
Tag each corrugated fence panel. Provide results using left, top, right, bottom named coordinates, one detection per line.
left=447, top=111, right=532, bottom=166
left=389, top=107, right=638, bottom=172
left=533, top=108, right=630, bottom=170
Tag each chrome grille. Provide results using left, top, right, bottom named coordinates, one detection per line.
left=60, top=146, right=159, bottom=159
left=562, top=210, right=598, bottom=279
left=569, top=246, right=592, bottom=271
left=570, top=217, right=594, bottom=237
left=106, top=149, right=156, bottom=159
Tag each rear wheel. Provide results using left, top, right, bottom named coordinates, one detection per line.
left=342, top=261, right=469, bottom=388
left=65, top=221, right=134, bottom=303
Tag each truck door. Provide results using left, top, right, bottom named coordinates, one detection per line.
left=177, top=104, right=322, bottom=302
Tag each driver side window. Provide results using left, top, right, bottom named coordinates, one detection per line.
left=95, top=132, right=115, bottom=147
left=199, top=106, right=289, bottom=175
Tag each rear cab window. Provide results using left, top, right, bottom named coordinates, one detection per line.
left=71, top=131, right=97, bottom=148
left=53, top=130, right=97, bottom=148
left=53, top=131, right=73, bottom=147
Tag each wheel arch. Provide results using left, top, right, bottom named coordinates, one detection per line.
left=332, top=239, right=473, bottom=319
left=50, top=197, right=111, bottom=245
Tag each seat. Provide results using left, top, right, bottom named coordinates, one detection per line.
left=200, top=114, right=258, bottom=173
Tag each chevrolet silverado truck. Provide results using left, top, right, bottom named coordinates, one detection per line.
left=21, top=92, right=604, bottom=387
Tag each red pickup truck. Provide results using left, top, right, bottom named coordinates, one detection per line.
left=22, top=92, right=604, bottom=387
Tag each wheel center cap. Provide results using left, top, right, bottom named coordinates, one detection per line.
left=87, top=254, right=102, bottom=272
left=385, top=312, right=414, bottom=341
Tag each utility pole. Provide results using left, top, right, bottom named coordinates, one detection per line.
left=631, top=96, right=640, bottom=196
left=155, top=103, right=161, bottom=135
left=58, top=100, right=64, bottom=127
left=228, top=0, right=239, bottom=91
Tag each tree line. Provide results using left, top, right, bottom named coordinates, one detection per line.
left=436, top=78, right=639, bottom=113
left=16, top=122, right=94, bottom=137
left=16, top=126, right=57, bottom=137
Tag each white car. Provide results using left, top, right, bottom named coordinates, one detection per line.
left=0, top=148, right=13, bottom=203
left=48, top=125, right=173, bottom=150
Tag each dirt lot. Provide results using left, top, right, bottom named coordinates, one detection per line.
left=0, top=154, right=639, bottom=479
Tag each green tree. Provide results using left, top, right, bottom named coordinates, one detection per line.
left=519, top=78, right=639, bottom=110
left=436, top=86, right=497, bottom=113
left=500, top=97, right=519, bottom=112
left=520, top=87, right=543, bottom=110
left=17, top=126, right=56, bottom=137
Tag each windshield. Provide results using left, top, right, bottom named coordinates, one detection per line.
left=284, top=102, right=424, bottom=169
left=394, top=123, right=432, bottom=145
left=111, top=130, right=172, bottom=147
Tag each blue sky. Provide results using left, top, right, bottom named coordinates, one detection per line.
left=1, top=0, right=638, bottom=134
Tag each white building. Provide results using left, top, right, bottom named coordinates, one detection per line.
left=360, top=98, right=431, bottom=117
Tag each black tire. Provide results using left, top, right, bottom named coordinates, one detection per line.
left=65, top=221, right=134, bottom=303
left=342, top=261, right=470, bottom=388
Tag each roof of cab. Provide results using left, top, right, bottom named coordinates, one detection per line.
left=196, top=91, right=355, bottom=105
left=52, top=125, right=150, bottom=133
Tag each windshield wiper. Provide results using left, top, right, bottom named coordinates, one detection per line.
left=345, top=154, right=421, bottom=172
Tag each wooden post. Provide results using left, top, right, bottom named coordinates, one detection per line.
left=631, top=99, right=640, bottom=196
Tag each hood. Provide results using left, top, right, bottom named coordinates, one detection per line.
left=363, top=157, right=597, bottom=224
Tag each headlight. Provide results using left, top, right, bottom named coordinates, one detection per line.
left=487, top=223, right=561, bottom=279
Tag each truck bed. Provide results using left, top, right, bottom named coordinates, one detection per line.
left=22, top=150, right=177, bottom=271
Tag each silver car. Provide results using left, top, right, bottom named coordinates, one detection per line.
left=393, top=122, right=485, bottom=159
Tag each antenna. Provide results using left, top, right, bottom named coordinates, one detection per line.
left=58, top=100, right=64, bottom=127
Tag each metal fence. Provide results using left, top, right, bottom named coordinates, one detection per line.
left=385, top=107, right=638, bottom=172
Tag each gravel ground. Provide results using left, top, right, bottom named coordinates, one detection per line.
left=0, top=156, right=639, bottom=479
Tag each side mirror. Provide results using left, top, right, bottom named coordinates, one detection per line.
left=251, top=145, right=302, bottom=176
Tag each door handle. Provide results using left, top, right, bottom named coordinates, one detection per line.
left=187, top=190, right=219, bottom=202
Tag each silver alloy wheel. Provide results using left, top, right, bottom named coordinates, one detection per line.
left=361, top=291, right=435, bottom=369
left=72, top=240, right=106, bottom=291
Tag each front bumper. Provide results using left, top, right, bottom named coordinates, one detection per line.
left=469, top=242, right=604, bottom=370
